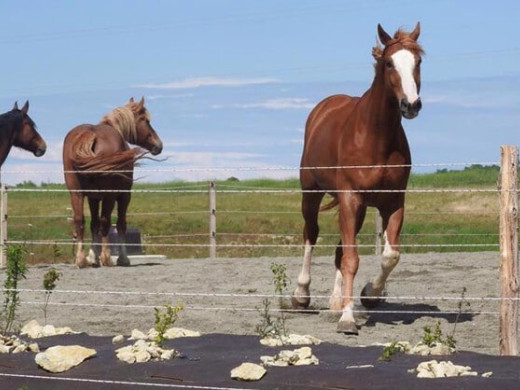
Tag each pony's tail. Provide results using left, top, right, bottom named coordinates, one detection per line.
left=72, top=147, right=147, bottom=174
left=320, top=196, right=339, bottom=211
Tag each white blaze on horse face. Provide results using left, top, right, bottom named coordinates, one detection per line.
left=391, top=49, right=419, bottom=104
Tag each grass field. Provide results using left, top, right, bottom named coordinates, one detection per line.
left=5, top=165, right=502, bottom=264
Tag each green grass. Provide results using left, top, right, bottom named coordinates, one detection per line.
left=5, top=165, right=503, bottom=264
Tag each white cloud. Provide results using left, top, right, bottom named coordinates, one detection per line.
left=146, top=93, right=195, bottom=100
left=135, top=77, right=279, bottom=90
left=236, top=98, right=315, bottom=110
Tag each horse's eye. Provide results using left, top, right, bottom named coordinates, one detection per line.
left=417, top=58, right=422, bottom=66
left=385, top=60, right=393, bottom=69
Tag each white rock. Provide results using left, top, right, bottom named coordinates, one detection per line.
left=164, top=327, right=201, bottom=339
left=262, top=347, right=319, bottom=367
left=41, top=325, right=57, bottom=337
left=117, top=350, right=136, bottom=364
left=13, top=345, right=27, bottom=354
left=0, top=345, right=11, bottom=354
left=413, top=360, right=478, bottom=378
left=35, top=345, right=96, bottom=373
left=134, top=350, right=151, bottom=363
left=260, top=333, right=321, bottom=347
left=115, top=340, right=177, bottom=364
left=230, top=362, right=266, bottom=381
left=28, top=343, right=40, bottom=353
left=260, top=355, right=288, bottom=367
left=161, top=349, right=175, bottom=360
left=20, top=320, right=41, bottom=338
left=112, top=335, right=125, bottom=344
left=20, top=320, right=78, bottom=339
left=129, top=329, right=148, bottom=340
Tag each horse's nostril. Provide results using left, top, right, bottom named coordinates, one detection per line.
left=400, top=98, right=410, bottom=111
left=415, top=99, right=422, bottom=112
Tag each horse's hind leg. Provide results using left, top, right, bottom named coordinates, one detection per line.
left=98, top=198, right=116, bottom=266
left=115, top=194, right=131, bottom=266
left=291, top=191, right=325, bottom=309
left=70, top=193, right=88, bottom=268
left=87, top=198, right=101, bottom=267
left=361, top=204, right=404, bottom=308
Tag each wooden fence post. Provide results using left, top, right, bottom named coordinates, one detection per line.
left=0, top=184, right=7, bottom=268
left=498, top=145, right=519, bottom=356
left=209, top=181, right=216, bottom=259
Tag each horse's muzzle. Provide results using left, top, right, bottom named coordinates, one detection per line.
left=400, top=97, right=422, bottom=119
left=34, top=142, right=47, bottom=157
left=150, top=141, right=163, bottom=156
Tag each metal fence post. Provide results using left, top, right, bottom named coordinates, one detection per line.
left=209, top=181, right=216, bottom=259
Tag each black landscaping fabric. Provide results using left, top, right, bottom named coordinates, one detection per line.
left=0, top=333, right=519, bottom=389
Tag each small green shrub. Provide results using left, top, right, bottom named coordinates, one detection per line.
left=153, top=302, right=184, bottom=347
left=2, top=245, right=28, bottom=334
left=42, top=267, right=61, bottom=324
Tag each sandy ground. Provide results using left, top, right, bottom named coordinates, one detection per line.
left=3, top=251, right=506, bottom=355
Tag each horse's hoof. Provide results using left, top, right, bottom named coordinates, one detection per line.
left=117, top=255, right=130, bottom=267
left=360, top=283, right=383, bottom=309
left=76, top=260, right=89, bottom=269
left=291, top=294, right=310, bottom=310
left=336, top=321, right=358, bottom=335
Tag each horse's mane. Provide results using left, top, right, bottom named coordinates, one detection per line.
left=372, top=28, right=424, bottom=61
left=99, top=100, right=150, bottom=144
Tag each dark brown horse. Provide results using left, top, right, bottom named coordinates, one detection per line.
left=292, top=23, right=423, bottom=334
left=63, top=97, right=163, bottom=268
left=0, top=101, right=46, bottom=167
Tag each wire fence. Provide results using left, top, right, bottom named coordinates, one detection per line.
left=0, top=160, right=514, bottom=362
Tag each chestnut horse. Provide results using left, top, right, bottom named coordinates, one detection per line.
left=63, top=97, right=163, bottom=268
left=292, top=23, right=423, bottom=334
left=0, top=101, right=46, bottom=167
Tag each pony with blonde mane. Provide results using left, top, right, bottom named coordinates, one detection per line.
left=63, top=97, right=163, bottom=268
left=292, top=23, right=423, bottom=334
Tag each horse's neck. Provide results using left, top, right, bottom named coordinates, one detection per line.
left=360, top=70, right=402, bottom=131
left=0, top=115, right=16, bottom=167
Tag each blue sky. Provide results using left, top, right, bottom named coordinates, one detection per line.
left=0, top=0, right=518, bottom=184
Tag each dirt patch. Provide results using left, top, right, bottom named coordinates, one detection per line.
left=1, top=251, right=505, bottom=356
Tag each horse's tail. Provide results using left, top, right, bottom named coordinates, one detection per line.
left=320, top=196, right=339, bottom=211
left=69, top=133, right=147, bottom=173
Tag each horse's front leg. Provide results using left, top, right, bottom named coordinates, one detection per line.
left=70, top=193, right=88, bottom=268
left=292, top=192, right=324, bottom=309
left=361, top=203, right=404, bottom=308
left=99, top=198, right=116, bottom=266
left=115, top=194, right=131, bottom=266
left=335, top=194, right=365, bottom=335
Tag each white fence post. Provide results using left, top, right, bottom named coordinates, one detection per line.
left=209, top=181, right=216, bottom=259
left=498, top=145, right=519, bottom=356
left=0, top=184, right=7, bottom=268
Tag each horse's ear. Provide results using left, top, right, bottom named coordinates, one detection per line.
left=129, top=97, right=135, bottom=103
left=21, top=101, right=29, bottom=114
left=138, top=96, right=145, bottom=108
left=12, top=101, right=19, bottom=111
left=377, top=24, right=392, bottom=46
left=410, top=22, right=420, bottom=41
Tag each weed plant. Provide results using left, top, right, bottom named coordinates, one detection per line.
left=2, top=245, right=28, bottom=334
